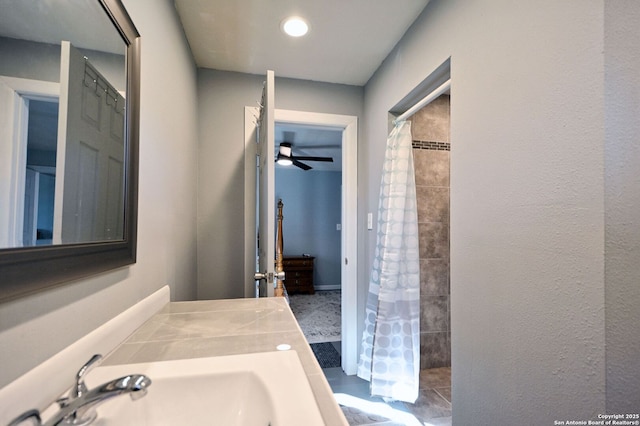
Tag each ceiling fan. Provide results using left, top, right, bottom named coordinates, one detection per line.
left=276, top=142, right=333, bottom=171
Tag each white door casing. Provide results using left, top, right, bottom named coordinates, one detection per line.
left=0, top=76, right=59, bottom=248
left=0, top=78, right=24, bottom=248
left=275, top=109, right=358, bottom=375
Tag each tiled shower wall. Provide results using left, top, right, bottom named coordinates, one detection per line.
left=410, top=95, right=451, bottom=369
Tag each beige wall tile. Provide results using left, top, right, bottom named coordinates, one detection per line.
left=416, top=186, right=450, bottom=223
left=414, top=150, right=450, bottom=187
left=410, top=95, right=450, bottom=143
left=421, top=296, right=449, bottom=332
left=419, top=222, right=449, bottom=260
left=420, top=332, right=450, bottom=369
left=420, top=259, right=450, bottom=296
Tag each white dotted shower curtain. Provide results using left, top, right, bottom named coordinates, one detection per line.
left=357, top=120, right=420, bottom=403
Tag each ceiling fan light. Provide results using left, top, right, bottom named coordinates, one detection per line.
left=277, top=153, right=293, bottom=166
left=282, top=16, right=309, bottom=37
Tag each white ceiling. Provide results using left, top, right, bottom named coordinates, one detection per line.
left=0, top=0, right=124, bottom=54
left=173, top=0, right=430, bottom=86
left=174, top=0, right=430, bottom=172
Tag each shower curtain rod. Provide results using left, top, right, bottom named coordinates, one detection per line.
left=393, top=78, right=451, bottom=125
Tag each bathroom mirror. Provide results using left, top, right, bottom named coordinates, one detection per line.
left=0, top=0, right=140, bottom=302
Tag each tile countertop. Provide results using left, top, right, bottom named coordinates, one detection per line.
left=103, top=297, right=348, bottom=426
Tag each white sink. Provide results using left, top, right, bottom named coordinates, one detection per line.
left=42, top=351, right=324, bottom=426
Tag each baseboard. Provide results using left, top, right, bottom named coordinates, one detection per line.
left=314, top=284, right=341, bottom=291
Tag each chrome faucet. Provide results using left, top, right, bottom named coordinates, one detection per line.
left=9, top=354, right=152, bottom=426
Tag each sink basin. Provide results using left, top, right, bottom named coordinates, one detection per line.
left=42, top=351, right=324, bottom=426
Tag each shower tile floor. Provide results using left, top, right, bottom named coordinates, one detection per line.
left=324, top=364, right=451, bottom=426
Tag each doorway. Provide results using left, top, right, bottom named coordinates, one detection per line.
left=275, top=109, right=358, bottom=375
left=0, top=76, right=59, bottom=249
left=23, top=99, right=59, bottom=246
left=243, top=108, right=358, bottom=374
left=275, top=122, right=342, bottom=368
left=274, top=122, right=342, bottom=292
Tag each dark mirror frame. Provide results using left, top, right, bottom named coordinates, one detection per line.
left=0, top=0, right=140, bottom=303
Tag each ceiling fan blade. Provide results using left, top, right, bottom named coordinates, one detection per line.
left=294, top=156, right=333, bottom=162
left=293, top=159, right=312, bottom=170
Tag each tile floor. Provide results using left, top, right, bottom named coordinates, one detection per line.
left=292, top=295, right=453, bottom=425
left=323, top=361, right=452, bottom=426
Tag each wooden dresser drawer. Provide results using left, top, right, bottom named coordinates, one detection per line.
left=283, top=259, right=313, bottom=269
left=283, top=256, right=314, bottom=294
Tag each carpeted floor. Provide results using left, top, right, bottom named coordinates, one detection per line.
left=288, top=290, right=341, bottom=344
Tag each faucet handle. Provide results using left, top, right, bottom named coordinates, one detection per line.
left=73, top=354, right=103, bottom=398
left=8, top=409, right=42, bottom=426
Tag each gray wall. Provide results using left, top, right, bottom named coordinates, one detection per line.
left=604, top=1, right=640, bottom=413
left=362, top=0, right=621, bottom=422
left=275, top=168, right=342, bottom=288
left=0, top=37, right=61, bottom=82
left=196, top=69, right=363, bottom=299
left=0, top=37, right=125, bottom=90
left=0, top=0, right=199, bottom=388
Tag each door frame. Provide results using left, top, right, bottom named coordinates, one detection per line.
left=0, top=76, right=59, bottom=248
left=243, top=108, right=359, bottom=374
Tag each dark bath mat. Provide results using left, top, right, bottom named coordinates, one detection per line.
left=310, top=342, right=341, bottom=368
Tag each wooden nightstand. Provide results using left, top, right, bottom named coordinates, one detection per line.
left=283, top=256, right=315, bottom=294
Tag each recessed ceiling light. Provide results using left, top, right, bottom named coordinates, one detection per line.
left=282, top=16, right=309, bottom=37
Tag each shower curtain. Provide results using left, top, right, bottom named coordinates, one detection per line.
left=357, top=120, right=420, bottom=403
